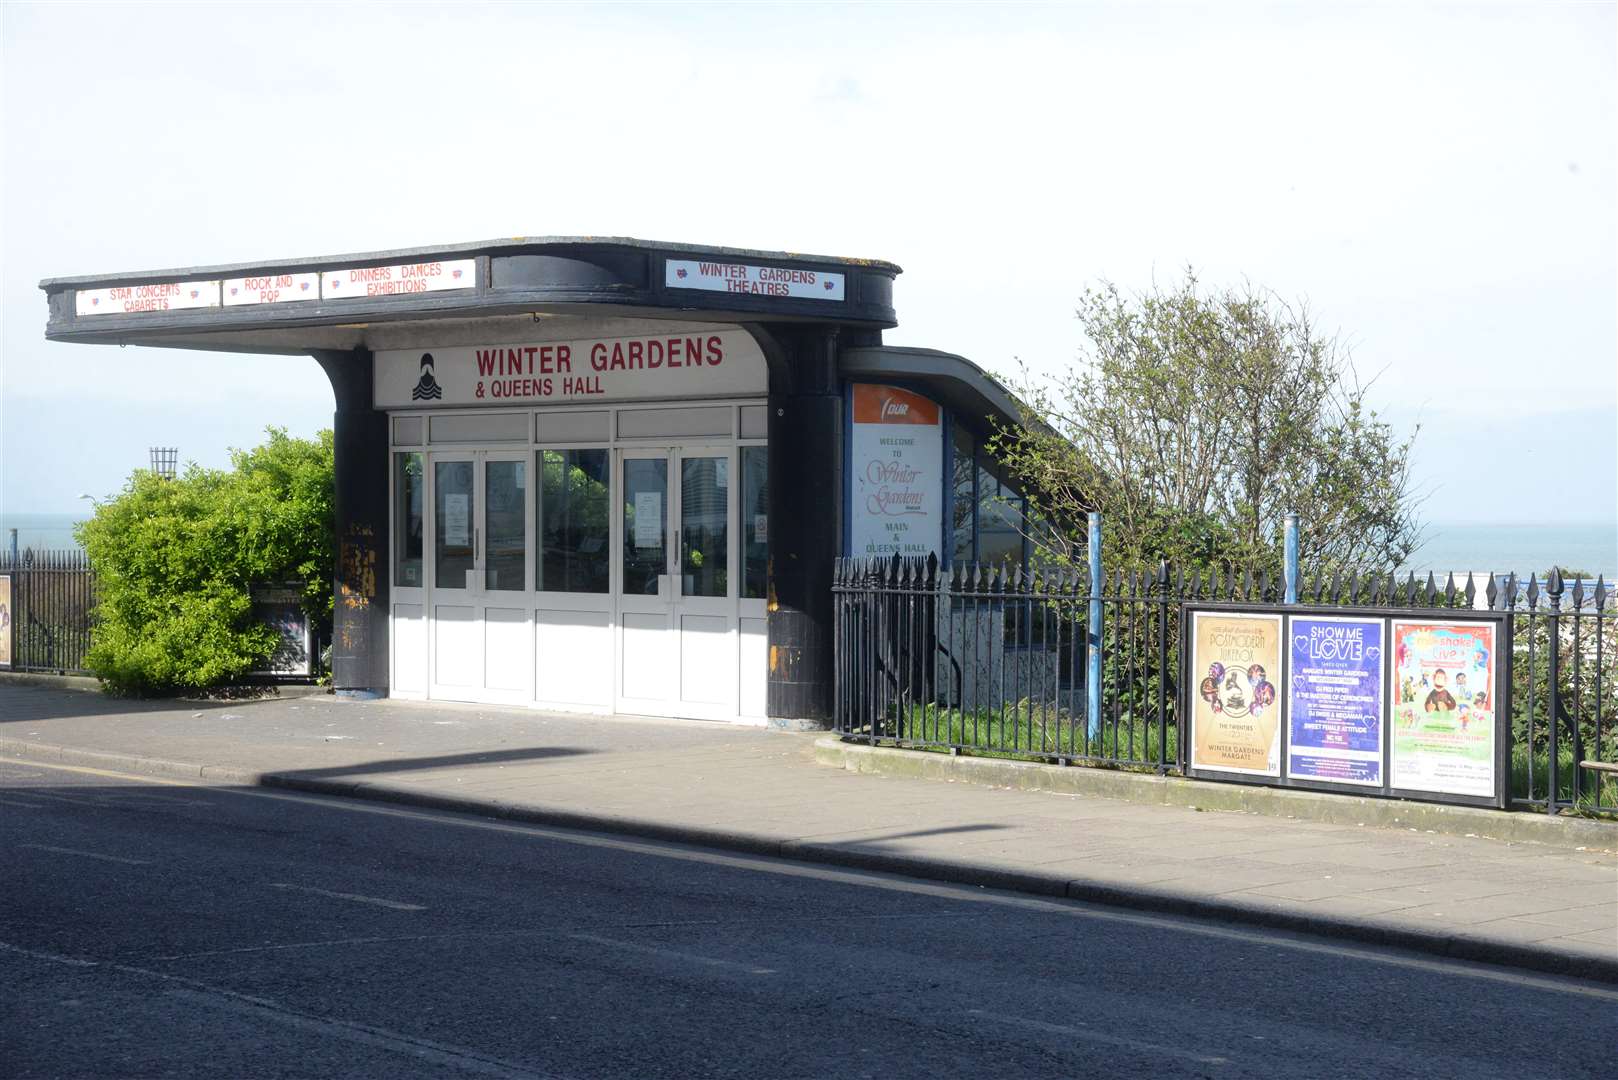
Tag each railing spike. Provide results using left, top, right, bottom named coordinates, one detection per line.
left=1443, top=572, right=1456, bottom=607
left=1594, top=575, right=1608, bottom=613
left=1464, top=573, right=1476, bottom=607
left=1526, top=573, right=1539, bottom=607
left=1572, top=575, right=1585, bottom=608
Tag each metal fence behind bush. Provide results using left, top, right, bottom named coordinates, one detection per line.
left=832, top=555, right=1616, bottom=817
left=0, top=548, right=95, bottom=675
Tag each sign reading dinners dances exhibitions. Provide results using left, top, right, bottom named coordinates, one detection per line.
left=74, top=260, right=476, bottom=316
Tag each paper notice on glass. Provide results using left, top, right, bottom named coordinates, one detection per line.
left=753, top=514, right=768, bottom=543
left=634, top=492, right=662, bottom=549
left=444, top=494, right=470, bottom=546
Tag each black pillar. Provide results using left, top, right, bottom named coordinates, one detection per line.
left=312, top=348, right=390, bottom=698
left=765, top=326, right=841, bottom=729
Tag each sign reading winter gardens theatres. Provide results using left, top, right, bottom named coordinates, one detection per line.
left=1187, top=606, right=1506, bottom=806
left=849, top=384, right=942, bottom=559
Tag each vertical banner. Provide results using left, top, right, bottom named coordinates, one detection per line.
left=849, top=384, right=942, bottom=558
left=0, top=574, right=11, bottom=668
left=1190, top=611, right=1284, bottom=776
left=1390, top=620, right=1498, bottom=798
left=1287, top=616, right=1385, bottom=786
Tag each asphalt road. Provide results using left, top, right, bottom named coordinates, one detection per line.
left=2, top=758, right=1613, bottom=1080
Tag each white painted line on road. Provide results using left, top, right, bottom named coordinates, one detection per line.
left=0, top=938, right=561, bottom=1079
left=968, top=1008, right=1229, bottom=1066
left=165, top=988, right=561, bottom=1079
left=569, top=932, right=776, bottom=975
left=0, top=940, right=98, bottom=968
left=9, top=755, right=1617, bottom=1003
left=0, top=796, right=45, bottom=809
left=20, top=843, right=151, bottom=866
left=270, top=883, right=427, bottom=911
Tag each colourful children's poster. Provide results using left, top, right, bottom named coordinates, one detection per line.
left=1287, top=616, right=1384, bottom=786
left=1390, top=620, right=1497, bottom=798
left=1190, top=611, right=1283, bottom=777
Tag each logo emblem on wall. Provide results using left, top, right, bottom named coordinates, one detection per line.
left=676, top=268, right=688, bottom=278
left=411, top=353, right=443, bottom=401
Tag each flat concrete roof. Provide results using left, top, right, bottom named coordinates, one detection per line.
left=41, top=236, right=902, bottom=353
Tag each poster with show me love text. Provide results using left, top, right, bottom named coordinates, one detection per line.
left=1287, top=616, right=1384, bottom=786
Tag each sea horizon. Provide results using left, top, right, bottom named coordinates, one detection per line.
left=6, top=509, right=1613, bottom=580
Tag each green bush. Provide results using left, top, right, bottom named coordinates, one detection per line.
left=77, top=428, right=334, bottom=695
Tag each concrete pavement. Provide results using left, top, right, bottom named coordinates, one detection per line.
left=1, top=679, right=1614, bottom=982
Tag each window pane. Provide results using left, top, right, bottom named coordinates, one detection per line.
left=622, top=458, right=667, bottom=596
left=395, top=453, right=424, bottom=587
left=540, top=449, right=610, bottom=593
left=742, top=447, right=767, bottom=599
left=952, top=424, right=976, bottom=566
left=681, top=456, right=729, bottom=598
left=485, top=459, right=526, bottom=591
left=434, top=460, right=475, bottom=588
left=978, top=466, right=1023, bottom=566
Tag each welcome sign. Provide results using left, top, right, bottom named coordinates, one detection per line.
left=848, top=384, right=942, bottom=559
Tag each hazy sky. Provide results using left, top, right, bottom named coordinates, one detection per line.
left=2, top=1, right=1613, bottom=529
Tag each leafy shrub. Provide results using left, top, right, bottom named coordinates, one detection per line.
left=76, top=428, right=333, bottom=695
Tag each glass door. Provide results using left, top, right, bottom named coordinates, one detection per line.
left=613, top=446, right=738, bottom=719
left=616, top=449, right=675, bottom=711
left=478, top=452, right=532, bottom=703
left=428, top=455, right=479, bottom=697
left=427, top=451, right=533, bottom=703
left=673, top=448, right=737, bottom=717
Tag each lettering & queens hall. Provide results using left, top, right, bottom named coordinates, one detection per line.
left=41, top=237, right=1035, bottom=727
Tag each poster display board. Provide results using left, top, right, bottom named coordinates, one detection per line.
left=1188, top=611, right=1284, bottom=777
left=848, top=384, right=943, bottom=559
left=1287, top=616, right=1384, bottom=787
left=1183, top=604, right=1508, bottom=807
left=0, top=574, right=12, bottom=668
left=1390, top=620, right=1499, bottom=799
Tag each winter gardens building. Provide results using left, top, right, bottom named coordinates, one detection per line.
left=41, top=237, right=1035, bottom=727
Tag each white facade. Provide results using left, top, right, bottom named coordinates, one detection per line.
left=385, top=319, right=770, bottom=723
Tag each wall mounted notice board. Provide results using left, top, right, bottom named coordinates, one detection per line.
left=1181, top=604, right=1511, bottom=809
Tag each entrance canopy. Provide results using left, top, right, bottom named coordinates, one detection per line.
left=40, top=236, right=902, bottom=355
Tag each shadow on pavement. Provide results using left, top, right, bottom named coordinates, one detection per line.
left=274, top=746, right=594, bottom=779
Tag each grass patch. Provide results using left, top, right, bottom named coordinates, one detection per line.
left=867, top=700, right=1176, bottom=771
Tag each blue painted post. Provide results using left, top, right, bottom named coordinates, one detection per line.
left=1284, top=511, right=1299, bottom=604
left=1087, top=511, right=1103, bottom=740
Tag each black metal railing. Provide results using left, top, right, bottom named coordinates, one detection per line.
left=833, top=556, right=1617, bottom=816
left=1, top=548, right=95, bottom=675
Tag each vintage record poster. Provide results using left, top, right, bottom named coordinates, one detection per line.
left=1287, top=616, right=1385, bottom=786
left=1190, top=611, right=1284, bottom=776
left=1390, top=620, right=1497, bottom=798
left=0, top=574, right=11, bottom=668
